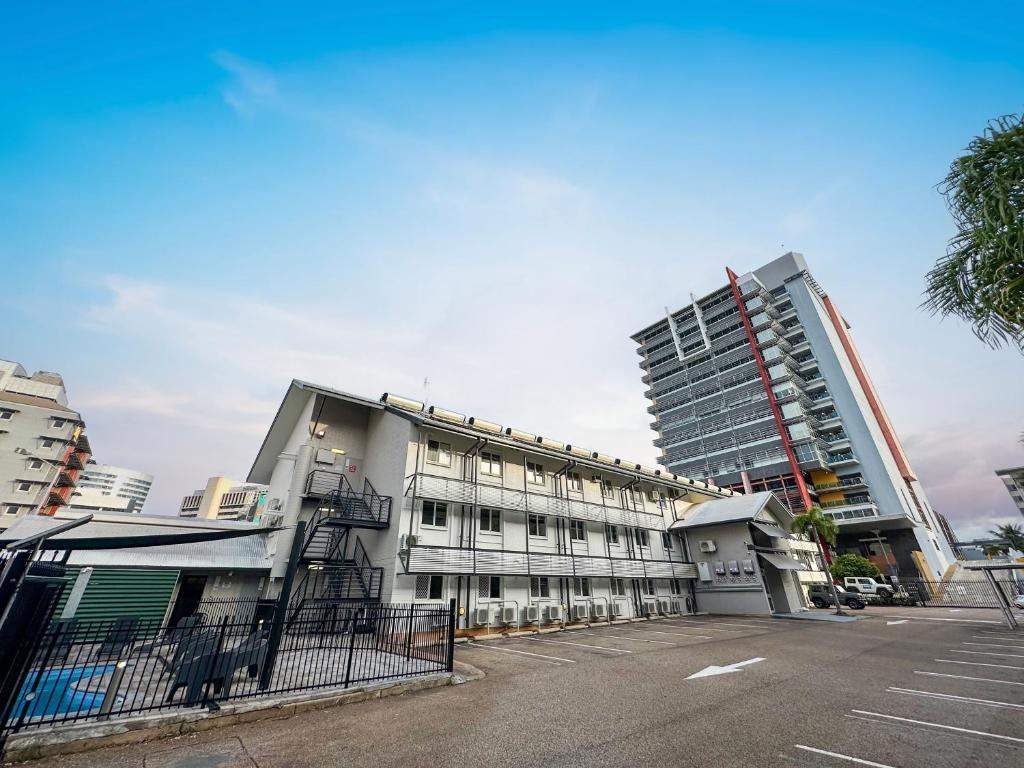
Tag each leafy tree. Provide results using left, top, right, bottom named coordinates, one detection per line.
left=983, top=543, right=1009, bottom=559
left=925, top=113, right=1024, bottom=351
left=792, top=506, right=846, bottom=615
left=990, top=523, right=1024, bottom=553
left=829, top=553, right=881, bottom=580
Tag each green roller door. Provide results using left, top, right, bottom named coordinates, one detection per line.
left=55, top=568, right=180, bottom=623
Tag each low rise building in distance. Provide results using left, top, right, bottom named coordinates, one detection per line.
left=71, top=460, right=154, bottom=513
left=179, top=476, right=268, bottom=521
left=995, top=466, right=1024, bottom=518
left=0, top=359, right=91, bottom=520
left=631, top=253, right=954, bottom=580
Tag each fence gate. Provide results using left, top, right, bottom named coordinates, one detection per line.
left=902, top=579, right=1023, bottom=609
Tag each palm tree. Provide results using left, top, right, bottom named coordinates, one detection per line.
left=924, top=113, right=1024, bottom=352
left=990, top=523, right=1024, bottom=553
left=982, top=543, right=1009, bottom=560
left=792, top=506, right=846, bottom=616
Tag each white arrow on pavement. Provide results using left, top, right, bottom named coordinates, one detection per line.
left=887, top=620, right=909, bottom=625
left=686, top=657, right=765, bottom=680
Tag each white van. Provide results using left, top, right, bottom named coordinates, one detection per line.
left=843, top=577, right=893, bottom=598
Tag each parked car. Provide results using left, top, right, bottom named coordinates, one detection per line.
left=843, top=577, right=893, bottom=598
left=1013, top=594, right=1024, bottom=610
left=808, top=583, right=867, bottom=610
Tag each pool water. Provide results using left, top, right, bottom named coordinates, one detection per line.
left=13, top=664, right=113, bottom=719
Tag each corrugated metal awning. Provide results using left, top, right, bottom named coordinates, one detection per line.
left=757, top=551, right=805, bottom=571
left=751, top=520, right=791, bottom=540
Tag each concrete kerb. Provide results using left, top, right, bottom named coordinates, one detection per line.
left=3, top=666, right=483, bottom=764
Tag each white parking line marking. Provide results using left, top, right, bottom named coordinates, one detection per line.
left=963, top=641, right=1024, bottom=650
left=465, top=644, right=574, bottom=664
left=882, top=615, right=1003, bottom=624
left=525, top=637, right=632, bottom=654
left=849, top=710, right=1024, bottom=744
left=935, top=658, right=1024, bottom=671
left=951, top=649, right=1024, bottom=659
left=971, top=635, right=1024, bottom=643
left=667, top=619, right=768, bottom=630
left=793, top=745, right=894, bottom=767
left=574, top=631, right=675, bottom=645
left=888, top=687, right=1024, bottom=710
left=639, top=629, right=714, bottom=639
left=915, top=671, right=1024, bottom=687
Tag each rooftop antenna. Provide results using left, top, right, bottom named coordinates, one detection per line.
left=423, top=377, right=430, bottom=408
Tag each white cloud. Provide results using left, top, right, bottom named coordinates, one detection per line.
left=211, top=50, right=278, bottom=113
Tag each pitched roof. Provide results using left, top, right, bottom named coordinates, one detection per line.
left=0, top=390, right=78, bottom=414
left=668, top=491, right=792, bottom=530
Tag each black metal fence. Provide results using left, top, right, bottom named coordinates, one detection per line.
left=2, top=601, right=454, bottom=738
left=899, top=579, right=1024, bottom=608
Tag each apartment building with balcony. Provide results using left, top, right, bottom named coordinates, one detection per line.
left=995, top=466, right=1024, bottom=518
left=247, top=380, right=823, bottom=630
left=631, top=253, right=954, bottom=580
left=178, top=476, right=268, bottom=521
left=0, top=359, right=92, bottom=520
left=72, top=460, right=154, bottom=513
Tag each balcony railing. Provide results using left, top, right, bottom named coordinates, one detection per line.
left=823, top=505, right=881, bottom=522
left=819, top=495, right=873, bottom=510
left=402, top=543, right=698, bottom=580
left=812, top=476, right=866, bottom=492
left=413, top=474, right=666, bottom=530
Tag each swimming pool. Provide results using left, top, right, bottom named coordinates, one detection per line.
left=12, top=664, right=114, bottom=719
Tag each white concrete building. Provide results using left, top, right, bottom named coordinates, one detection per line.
left=179, top=476, right=268, bottom=521
left=248, top=380, right=824, bottom=629
left=73, top=461, right=153, bottom=513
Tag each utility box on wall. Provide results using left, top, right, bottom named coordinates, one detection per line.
left=697, top=561, right=712, bottom=582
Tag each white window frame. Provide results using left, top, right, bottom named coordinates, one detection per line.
left=526, top=462, right=545, bottom=485
left=484, top=575, right=502, bottom=600
left=567, top=472, right=583, bottom=492
left=605, top=524, right=619, bottom=544
left=601, top=478, right=614, bottom=498
left=16, top=482, right=32, bottom=492
left=426, top=439, right=452, bottom=467
left=420, top=500, right=448, bottom=528
left=670, top=578, right=683, bottom=595
left=479, top=451, right=502, bottom=477
left=530, top=576, right=550, bottom=599
left=28, top=459, right=44, bottom=470
left=661, top=531, right=673, bottom=551
left=528, top=513, right=547, bottom=538
left=0, top=410, right=13, bottom=421
left=635, top=528, right=650, bottom=548
left=479, top=507, right=501, bottom=534
left=611, top=578, right=627, bottom=597
left=642, top=578, right=656, bottom=596
left=573, top=577, right=592, bottom=597
left=51, top=418, right=66, bottom=429
left=569, top=519, right=586, bottom=542
left=4, top=505, right=19, bottom=516
left=41, top=439, right=55, bottom=449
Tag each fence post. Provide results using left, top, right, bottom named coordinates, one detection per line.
left=259, top=520, right=306, bottom=690
left=343, top=605, right=361, bottom=688
left=446, top=598, right=456, bottom=672
left=404, top=603, right=415, bottom=660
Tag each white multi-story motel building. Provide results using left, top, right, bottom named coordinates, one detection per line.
left=248, top=380, right=825, bottom=630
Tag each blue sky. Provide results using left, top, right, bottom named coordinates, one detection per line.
left=3, top=3, right=1023, bottom=537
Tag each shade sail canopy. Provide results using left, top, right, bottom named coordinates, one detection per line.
left=757, top=551, right=805, bottom=571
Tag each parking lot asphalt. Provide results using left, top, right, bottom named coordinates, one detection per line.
left=15, top=607, right=1024, bottom=768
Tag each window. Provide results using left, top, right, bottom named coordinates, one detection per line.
left=605, top=524, right=619, bottom=544
left=642, top=579, right=656, bottom=596
left=530, top=576, right=550, bottom=599
left=28, top=459, right=43, bottom=470
left=421, top=500, right=448, bottom=527
left=41, top=439, right=55, bottom=449
left=480, top=451, right=502, bottom=477
left=17, top=482, right=32, bottom=492
left=601, top=478, right=614, bottom=498
left=661, top=531, right=673, bottom=551
left=573, top=577, right=592, bottom=597
left=528, top=513, right=547, bottom=537
left=415, top=575, right=444, bottom=600
left=611, top=578, right=627, bottom=597
left=670, top=579, right=683, bottom=595
left=4, top=505, right=18, bottom=516
left=51, top=419, right=66, bottom=429
left=426, top=439, right=452, bottom=467
left=478, top=575, right=501, bottom=600
left=527, top=462, right=545, bottom=485
left=567, top=472, right=583, bottom=492
left=0, top=410, right=13, bottom=420
left=479, top=507, right=501, bottom=533
left=647, top=489, right=662, bottom=504
left=569, top=519, right=586, bottom=541
left=636, top=529, right=650, bottom=547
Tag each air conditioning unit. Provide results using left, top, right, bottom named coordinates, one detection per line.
left=643, top=600, right=658, bottom=616
left=698, top=540, right=717, bottom=553
left=545, top=605, right=563, bottom=622
left=524, top=605, right=540, bottom=623
left=399, top=534, right=419, bottom=551
left=591, top=603, right=608, bottom=620
left=670, top=600, right=683, bottom=614
left=500, top=605, right=516, bottom=624
left=658, top=599, right=673, bottom=615
left=473, top=607, right=492, bottom=626
left=610, top=601, right=626, bottom=618
left=571, top=604, right=589, bottom=621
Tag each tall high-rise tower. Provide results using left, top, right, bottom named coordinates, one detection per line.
left=631, top=253, right=953, bottom=579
